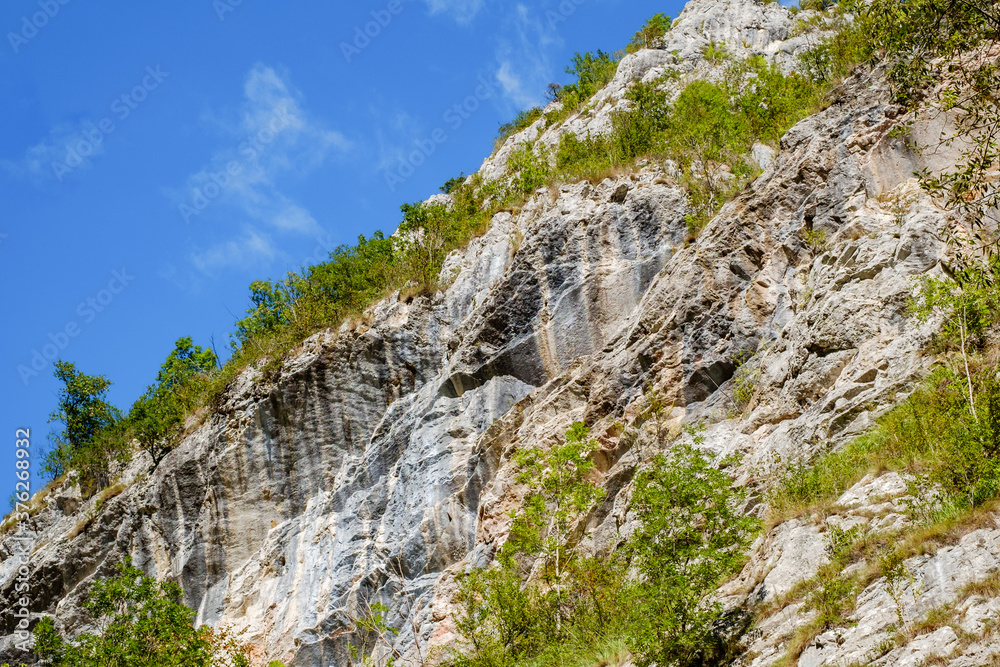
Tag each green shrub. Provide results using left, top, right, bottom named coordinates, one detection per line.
left=702, top=41, right=729, bottom=65
left=627, top=13, right=672, bottom=54
left=770, top=360, right=1000, bottom=517
left=623, top=437, right=761, bottom=667
left=725, top=56, right=822, bottom=145
left=555, top=133, right=613, bottom=182
left=451, top=424, right=622, bottom=667
left=610, top=81, right=673, bottom=162
left=36, top=560, right=252, bottom=667
left=43, top=362, right=124, bottom=488
left=129, top=338, right=217, bottom=465
left=441, top=172, right=467, bottom=194
left=555, top=50, right=621, bottom=115
left=451, top=425, right=759, bottom=667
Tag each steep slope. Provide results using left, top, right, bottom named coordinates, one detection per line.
left=2, top=1, right=992, bottom=666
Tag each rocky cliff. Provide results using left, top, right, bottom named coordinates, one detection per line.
left=4, top=1, right=998, bottom=665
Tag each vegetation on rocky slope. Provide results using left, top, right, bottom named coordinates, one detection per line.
left=20, top=0, right=1000, bottom=663
left=29, top=7, right=830, bottom=497
left=446, top=424, right=758, bottom=667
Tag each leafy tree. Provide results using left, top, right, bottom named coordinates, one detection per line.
left=506, top=423, right=606, bottom=627
left=611, top=81, right=673, bottom=161
left=155, top=337, right=218, bottom=395
left=861, top=0, right=1000, bottom=266
left=627, top=13, right=672, bottom=53
left=231, top=280, right=295, bottom=351
left=44, top=362, right=123, bottom=485
left=724, top=56, right=820, bottom=145
left=440, top=173, right=467, bottom=194
left=399, top=202, right=486, bottom=290
left=561, top=51, right=620, bottom=102
left=452, top=564, right=553, bottom=667
left=35, top=561, right=250, bottom=667
left=128, top=338, right=218, bottom=466
left=623, top=434, right=760, bottom=667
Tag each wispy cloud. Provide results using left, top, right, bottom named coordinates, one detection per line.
left=494, top=5, right=560, bottom=110
left=190, top=228, right=278, bottom=275
left=423, top=0, right=486, bottom=23
left=1, top=121, right=106, bottom=185
left=173, top=64, right=348, bottom=273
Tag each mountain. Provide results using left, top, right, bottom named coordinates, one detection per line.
left=3, top=0, right=998, bottom=665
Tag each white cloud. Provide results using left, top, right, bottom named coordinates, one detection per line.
left=271, top=202, right=320, bottom=234
left=1, top=121, right=107, bottom=185
left=423, top=0, right=485, bottom=23
left=494, top=5, right=561, bottom=110
left=190, top=228, right=278, bottom=275
left=173, top=64, right=348, bottom=274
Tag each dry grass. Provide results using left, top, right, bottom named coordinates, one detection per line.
left=66, top=482, right=128, bottom=541
left=0, top=476, right=65, bottom=535
left=762, top=501, right=1000, bottom=666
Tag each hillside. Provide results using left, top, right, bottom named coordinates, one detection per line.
left=4, top=0, right=1000, bottom=665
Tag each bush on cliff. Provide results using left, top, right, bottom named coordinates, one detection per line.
left=35, top=561, right=252, bottom=667
left=449, top=424, right=760, bottom=667
left=41, top=338, right=218, bottom=491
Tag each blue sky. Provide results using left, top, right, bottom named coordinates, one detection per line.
left=0, top=0, right=684, bottom=505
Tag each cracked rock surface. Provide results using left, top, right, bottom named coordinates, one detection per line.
left=1, top=0, right=992, bottom=665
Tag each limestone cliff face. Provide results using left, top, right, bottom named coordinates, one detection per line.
left=3, top=1, right=998, bottom=666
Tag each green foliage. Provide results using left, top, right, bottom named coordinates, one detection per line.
left=129, top=338, right=218, bottom=466
left=821, top=0, right=1000, bottom=269
left=452, top=563, right=555, bottom=667
left=555, top=133, right=613, bottom=182
left=799, top=0, right=838, bottom=10
left=804, top=567, right=857, bottom=629
left=801, top=228, right=827, bottom=253
left=42, top=337, right=220, bottom=491
left=43, top=362, right=124, bottom=486
left=725, top=56, right=822, bottom=145
left=483, top=145, right=553, bottom=208
left=771, top=360, right=1000, bottom=517
left=702, top=41, right=729, bottom=65
left=441, top=172, right=467, bottom=194
left=348, top=602, right=403, bottom=667
left=627, top=13, right=672, bottom=54
left=35, top=560, right=250, bottom=667
left=506, top=424, right=606, bottom=580
left=553, top=50, right=621, bottom=117
left=610, top=81, right=673, bottom=162
left=450, top=424, right=624, bottom=667
left=623, top=436, right=761, bottom=667
left=795, top=1, right=868, bottom=84
left=451, top=424, right=758, bottom=667
left=231, top=279, right=295, bottom=349
left=554, top=58, right=820, bottom=235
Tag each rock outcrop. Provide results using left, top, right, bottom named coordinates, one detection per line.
left=4, top=1, right=996, bottom=666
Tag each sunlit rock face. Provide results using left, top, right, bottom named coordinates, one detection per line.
left=1, top=0, right=980, bottom=664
